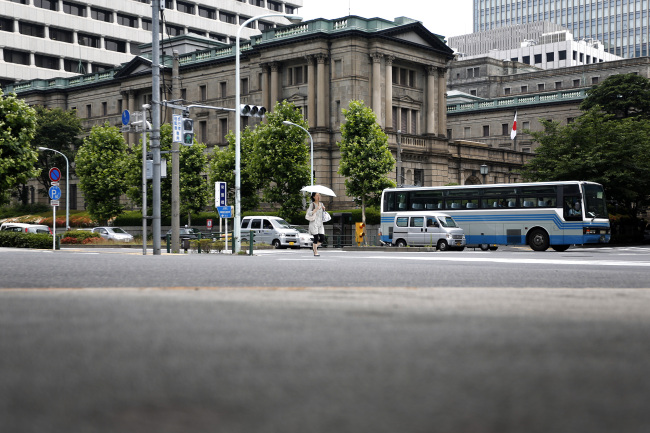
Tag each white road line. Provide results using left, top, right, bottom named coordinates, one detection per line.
left=360, top=255, right=650, bottom=267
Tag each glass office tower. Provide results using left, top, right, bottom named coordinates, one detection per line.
left=474, top=0, right=650, bottom=58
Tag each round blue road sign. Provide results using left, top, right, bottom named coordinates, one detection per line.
left=49, top=167, right=61, bottom=182
left=122, top=110, right=130, bottom=125
left=48, top=185, right=62, bottom=200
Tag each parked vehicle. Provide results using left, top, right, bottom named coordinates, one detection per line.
left=161, top=227, right=201, bottom=241
left=91, top=227, right=134, bottom=242
left=391, top=212, right=466, bottom=251
left=241, top=216, right=300, bottom=249
left=291, top=225, right=314, bottom=249
left=0, top=222, right=52, bottom=234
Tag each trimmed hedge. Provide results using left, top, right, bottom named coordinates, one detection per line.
left=0, top=232, right=52, bottom=249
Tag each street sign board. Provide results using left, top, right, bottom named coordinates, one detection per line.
left=215, top=182, right=227, bottom=207
left=207, top=219, right=213, bottom=229
left=48, top=185, right=62, bottom=200
left=120, top=125, right=131, bottom=133
left=51, top=200, right=60, bottom=207
left=122, top=110, right=130, bottom=125
left=172, top=114, right=182, bottom=143
left=217, top=206, right=232, bottom=218
left=49, top=167, right=61, bottom=182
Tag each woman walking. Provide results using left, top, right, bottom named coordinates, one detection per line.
left=306, top=192, right=325, bottom=256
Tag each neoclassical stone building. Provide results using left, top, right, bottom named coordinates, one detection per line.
left=5, top=15, right=532, bottom=210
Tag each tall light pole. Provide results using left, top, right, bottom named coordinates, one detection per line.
left=38, top=147, right=69, bottom=230
left=282, top=120, right=313, bottom=186
left=235, top=12, right=302, bottom=253
left=151, top=0, right=162, bottom=254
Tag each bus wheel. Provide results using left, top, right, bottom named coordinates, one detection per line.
left=480, top=244, right=489, bottom=251
left=395, top=239, right=407, bottom=247
left=551, top=244, right=570, bottom=252
left=529, top=229, right=549, bottom=251
left=437, top=240, right=449, bottom=251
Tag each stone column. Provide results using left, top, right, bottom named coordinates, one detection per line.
left=370, top=53, right=383, bottom=126
left=127, top=90, right=136, bottom=144
left=305, top=55, right=316, bottom=128
left=426, top=66, right=437, bottom=135
left=269, top=62, right=280, bottom=110
left=438, top=67, right=448, bottom=137
left=316, top=54, right=327, bottom=127
left=385, top=56, right=394, bottom=130
left=261, top=64, right=270, bottom=110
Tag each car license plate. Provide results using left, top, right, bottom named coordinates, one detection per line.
left=455, top=241, right=462, bottom=246
left=289, top=242, right=294, bottom=245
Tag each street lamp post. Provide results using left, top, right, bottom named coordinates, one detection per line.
left=235, top=12, right=302, bottom=253
left=38, top=147, right=69, bottom=230
left=282, top=120, right=313, bottom=186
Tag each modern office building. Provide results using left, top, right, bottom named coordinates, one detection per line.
left=449, top=21, right=566, bottom=56
left=474, top=0, right=650, bottom=58
left=456, top=29, right=621, bottom=69
left=0, top=0, right=302, bottom=86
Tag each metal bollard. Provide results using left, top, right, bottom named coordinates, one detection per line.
left=166, top=233, right=170, bottom=253
left=197, top=232, right=202, bottom=254
left=249, top=230, right=254, bottom=255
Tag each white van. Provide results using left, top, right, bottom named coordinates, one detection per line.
left=391, top=212, right=466, bottom=251
left=240, top=216, right=300, bottom=249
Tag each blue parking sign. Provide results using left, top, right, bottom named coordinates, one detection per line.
left=48, top=185, right=61, bottom=200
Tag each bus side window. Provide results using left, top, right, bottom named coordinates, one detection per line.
left=384, top=192, right=395, bottom=211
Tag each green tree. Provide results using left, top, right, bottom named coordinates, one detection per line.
left=0, top=90, right=39, bottom=205
left=207, top=128, right=263, bottom=213
left=76, top=123, right=129, bottom=224
left=125, top=123, right=208, bottom=220
left=580, top=73, right=650, bottom=119
left=338, top=100, right=396, bottom=227
left=521, top=109, right=650, bottom=216
left=254, top=101, right=310, bottom=219
left=31, top=106, right=83, bottom=198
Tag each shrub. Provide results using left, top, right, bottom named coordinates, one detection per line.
left=60, top=236, right=80, bottom=244
left=60, top=231, right=101, bottom=244
left=0, top=232, right=52, bottom=249
left=199, top=239, right=212, bottom=253
left=212, top=240, right=225, bottom=253
left=82, top=237, right=102, bottom=244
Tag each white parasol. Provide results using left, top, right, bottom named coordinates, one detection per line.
left=300, top=185, right=337, bottom=197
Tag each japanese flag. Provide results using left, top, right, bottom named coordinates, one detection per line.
left=510, top=111, right=517, bottom=140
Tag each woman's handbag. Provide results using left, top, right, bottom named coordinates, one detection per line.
left=322, top=210, right=332, bottom=223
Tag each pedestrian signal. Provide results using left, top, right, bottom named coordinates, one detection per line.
left=182, top=118, right=194, bottom=145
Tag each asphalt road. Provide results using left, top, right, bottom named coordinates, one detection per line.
left=1, top=246, right=650, bottom=433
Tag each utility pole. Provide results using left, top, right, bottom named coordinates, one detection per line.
left=151, top=0, right=162, bottom=254
left=171, top=50, right=180, bottom=253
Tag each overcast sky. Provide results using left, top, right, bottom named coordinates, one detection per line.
left=298, top=0, right=474, bottom=39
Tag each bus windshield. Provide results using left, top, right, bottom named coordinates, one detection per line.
left=583, top=184, right=608, bottom=218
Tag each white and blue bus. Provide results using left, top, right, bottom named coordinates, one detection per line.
left=380, top=181, right=611, bottom=251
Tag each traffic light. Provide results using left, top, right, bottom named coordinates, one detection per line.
left=182, top=117, right=194, bottom=145
left=355, top=222, right=366, bottom=246
left=239, top=104, right=267, bottom=118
